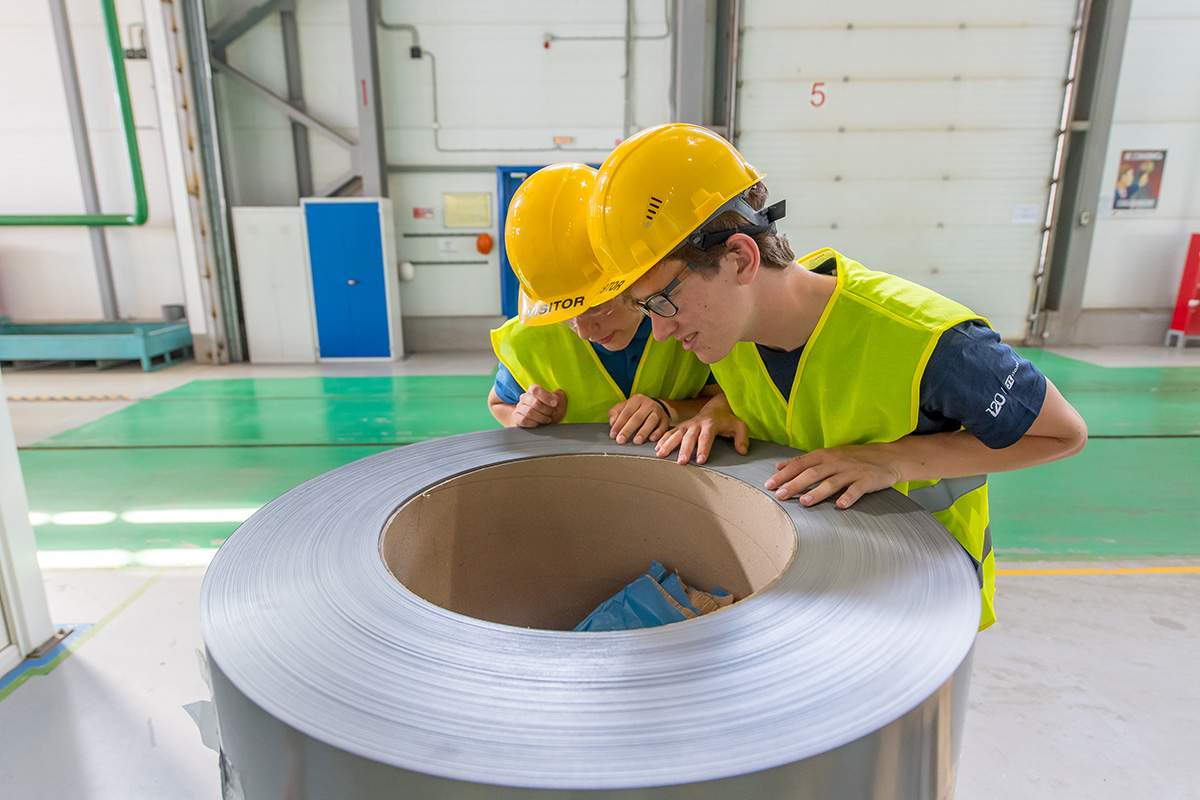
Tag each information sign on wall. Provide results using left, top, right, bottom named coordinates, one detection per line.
left=444, top=193, right=491, bottom=228
left=1113, top=150, right=1167, bottom=210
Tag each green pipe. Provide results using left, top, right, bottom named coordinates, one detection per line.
left=0, top=0, right=148, bottom=227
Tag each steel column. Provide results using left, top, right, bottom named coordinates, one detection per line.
left=672, top=0, right=708, bottom=125
left=710, top=0, right=741, bottom=141
left=280, top=6, right=313, bottom=197
left=48, top=0, right=119, bottom=320
left=1032, top=0, right=1133, bottom=345
left=348, top=0, right=388, bottom=197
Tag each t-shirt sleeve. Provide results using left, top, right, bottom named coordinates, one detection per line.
left=492, top=362, right=525, bottom=405
left=919, top=321, right=1047, bottom=449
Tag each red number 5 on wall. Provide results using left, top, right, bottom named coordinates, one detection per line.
left=810, top=82, right=826, bottom=107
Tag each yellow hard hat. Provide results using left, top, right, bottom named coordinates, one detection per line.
left=589, top=123, right=766, bottom=284
left=504, top=163, right=627, bottom=326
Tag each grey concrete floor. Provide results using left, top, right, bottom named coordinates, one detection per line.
left=957, top=562, right=1199, bottom=799
left=0, top=569, right=219, bottom=799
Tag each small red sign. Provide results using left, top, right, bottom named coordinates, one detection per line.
left=412, top=207, right=435, bottom=220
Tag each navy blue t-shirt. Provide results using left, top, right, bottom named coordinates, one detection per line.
left=493, top=317, right=714, bottom=403
left=755, top=315, right=1046, bottom=449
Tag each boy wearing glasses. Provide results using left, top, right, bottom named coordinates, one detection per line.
left=588, top=124, right=1088, bottom=629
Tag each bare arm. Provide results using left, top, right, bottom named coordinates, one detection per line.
left=767, top=379, right=1087, bottom=507
left=488, top=388, right=518, bottom=426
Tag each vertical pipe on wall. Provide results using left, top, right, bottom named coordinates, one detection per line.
left=48, top=0, right=119, bottom=321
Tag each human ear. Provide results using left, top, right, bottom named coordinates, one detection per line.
left=724, top=233, right=760, bottom=286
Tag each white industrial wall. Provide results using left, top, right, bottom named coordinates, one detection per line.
left=209, top=0, right=352, bottom=206
left=215, top=0, right=673, bottom=329
left=215, top=0, right=673, bottom=193
left=737, top=0, right=1080, bottom=340
left=1083, top=0, right=1200, bottom=314
left=0, top=0, right=185, bottom=322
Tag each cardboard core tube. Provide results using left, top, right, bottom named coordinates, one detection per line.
left=380, top=454, right=797, bottom=630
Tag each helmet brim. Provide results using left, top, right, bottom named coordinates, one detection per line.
left=516, top=276, right=629, bottom=326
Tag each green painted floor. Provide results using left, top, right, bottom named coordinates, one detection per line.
left=27, top=375, right=501, bottom=448
left=17, top=354, right=1200, bottom=561
left=20, top=374, right=501, bottom=558
left=1019, top=350, right=1200, bottom=437
left=989, top=438, right=1199, bottom=558
left=21, top=445, right=390, bottom=552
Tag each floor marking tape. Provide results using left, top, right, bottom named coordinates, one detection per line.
left=998, top=566, right=1200, bottom=576
left=0, top=571, right=164, bottom=703
left=6, top=395, right=132, bottom=402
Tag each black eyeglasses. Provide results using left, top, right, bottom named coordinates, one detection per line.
left=632, top=263, right=696, bottom=318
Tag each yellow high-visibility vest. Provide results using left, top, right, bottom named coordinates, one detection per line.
left=712, top=248, right=997, bottom=629
left=490, top=318, right=711, bottom=423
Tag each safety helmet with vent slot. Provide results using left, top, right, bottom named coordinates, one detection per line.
left=505, top=163, right=629, bottom=326
left=589, top=123, right=781, bottom=285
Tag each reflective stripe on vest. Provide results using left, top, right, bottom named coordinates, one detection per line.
left=908, top=475, right=987, bottom=514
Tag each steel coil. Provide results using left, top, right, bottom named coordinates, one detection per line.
left=201, top=424, right=979, bottom=799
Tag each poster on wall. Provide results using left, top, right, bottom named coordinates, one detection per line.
left=1113, top=150, right=1167, bottom=210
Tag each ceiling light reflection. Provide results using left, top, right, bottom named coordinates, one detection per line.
left=37, top=548, right=220, bottom=570
left=49, top=511, right=118, bottom=526
left=120, top=508, right=259, bottom=524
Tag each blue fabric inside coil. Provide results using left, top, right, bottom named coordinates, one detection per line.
left=575, top=561, right=731, bottom=632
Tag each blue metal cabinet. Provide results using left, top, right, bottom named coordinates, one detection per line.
left=303, top=199, right=402, bottom=359
left=496, top=166, right=545, bottom=319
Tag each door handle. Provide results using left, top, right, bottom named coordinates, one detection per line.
left=347, top=279, right=358, bottom=285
